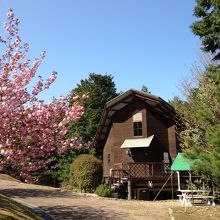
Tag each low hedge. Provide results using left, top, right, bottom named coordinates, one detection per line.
left=70, top=154, right=102, bottom=192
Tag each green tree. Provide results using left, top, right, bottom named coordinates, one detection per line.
left=141, top=85, right=151, bottom=93
left=52, top=73, right=117, bottom=186
left=172, top=65, right=220, bottom=189
left=191, top=0, right=220, bottom=54
left=55, top=147, right=93, bottom=186
left=68, top=73, right=118, bottom=143
left=170, top=1, right=220, bottom=189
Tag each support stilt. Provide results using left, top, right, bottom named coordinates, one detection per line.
left=128, top=179, right=132, bottom=200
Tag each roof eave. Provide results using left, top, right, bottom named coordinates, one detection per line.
left=93, top=89, right=178, bottom=149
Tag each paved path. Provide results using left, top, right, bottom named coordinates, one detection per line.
left=0, top=179, right=177, bottom=220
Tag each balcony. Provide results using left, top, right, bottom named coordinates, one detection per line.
left=128, top=162, right=170, bottom=178
left=110, top=162, right=171, bottom=183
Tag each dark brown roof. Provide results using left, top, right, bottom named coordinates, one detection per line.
left=94, top=89, right=177, bottom=149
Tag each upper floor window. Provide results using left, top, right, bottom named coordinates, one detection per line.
left=133, top=121, right=143, bottom=136
left=133, top=111, right=143, bottom=136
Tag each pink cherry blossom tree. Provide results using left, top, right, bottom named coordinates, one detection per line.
left=0, top=9, right=84, bottom=183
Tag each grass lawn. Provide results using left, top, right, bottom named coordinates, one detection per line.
left=0, top=193, right=45, bottom=220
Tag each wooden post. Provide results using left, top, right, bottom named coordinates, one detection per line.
left=177, top=171, right=181, bottom=191
left=137, top=189, right=141, bottom=200
left=189, top=171, right=192, bottom=184
left=128, top=179, right=132, bottom=200
left=171, top=171, right=174, bottom=200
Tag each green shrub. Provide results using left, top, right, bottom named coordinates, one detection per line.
left=56, top=147, right=94, bottom=186
left=70, top=154, right=102, bottom=192
left=37, top=169, right=59, bottom=187
left=95, top=184, right=111, bottom=197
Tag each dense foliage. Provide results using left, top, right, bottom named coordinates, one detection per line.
left=170, top=0, right=220, bottom=191
left=55, top=147, right=94, bottom=186
left=68, top=73, right=118, bottom=144
left=95, top=184, right=111, bottom=197
left=172, top=64, right=220, bottom=189
left=70, top=154, right=102, bottom=192
left=55, top=73, right=117, bottom=186
left=191, top=0, right=220, bottom=54
left=0, top=9, right=84, bottom=183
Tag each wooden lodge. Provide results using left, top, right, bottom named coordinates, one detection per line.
left=94, top=89, right=179, bottom=200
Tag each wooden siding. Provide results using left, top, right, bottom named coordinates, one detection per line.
left=103, top=101, right=145, bottom=177
left=103, top=99, right=177, bottom=178
left=147, top=110, right=169, bottom=151
left=168, top=125, right=177, bottom=160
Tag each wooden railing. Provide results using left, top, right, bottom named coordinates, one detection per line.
left=109, top=162, right=170, bottom=184
left=128, top=162, right=170, bottom=178
left=110, top=168, right=128, bottom=179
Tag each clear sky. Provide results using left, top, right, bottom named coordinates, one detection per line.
left=0, top=0, right=200, bottom=102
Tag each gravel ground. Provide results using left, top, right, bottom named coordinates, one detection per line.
left=0, top=177, right=219, bottom=220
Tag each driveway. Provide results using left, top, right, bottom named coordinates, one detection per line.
left=0, top=178, right=178, bottom=220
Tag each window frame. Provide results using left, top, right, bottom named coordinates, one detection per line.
left=133, top=121, right=143, bottom=137
left=107, top=153, right=111, bottom=165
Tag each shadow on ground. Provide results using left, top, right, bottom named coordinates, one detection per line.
left=0, top=188, right=77, bottom=199
left=41, top=205, right=126, bottom=220
left=0, top=188, right=128, bottom=220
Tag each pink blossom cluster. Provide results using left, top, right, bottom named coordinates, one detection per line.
left=0, top=9, right=84, bottom=183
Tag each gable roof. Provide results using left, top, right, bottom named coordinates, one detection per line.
left=94, top=89, right=177, bottom=149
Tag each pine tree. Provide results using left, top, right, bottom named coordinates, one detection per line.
left=191, top=0, right=220, bottom=55
left=172, top=65, right=220, bottom=189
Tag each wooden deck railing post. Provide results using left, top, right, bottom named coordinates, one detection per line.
left=128, top=179, right=132, bottom=200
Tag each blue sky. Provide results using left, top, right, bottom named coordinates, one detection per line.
left=0, top=0, right=200, bottom=102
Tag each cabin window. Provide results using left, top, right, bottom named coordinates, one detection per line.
left=107, top=153, right=111, bottom=165
left=133, top=111, right=143, bottom=136
left=133, top=121, right=143, bottom=136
